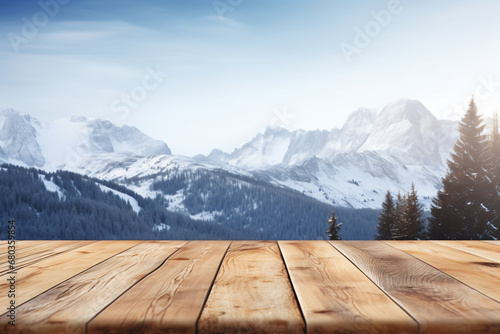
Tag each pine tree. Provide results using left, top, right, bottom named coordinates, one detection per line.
left=391, top=192, right=407, bottom=240
left=401, top=183, right=425, bottom=239
left=326, top=210, right=342, bottom=240
left=376, top=190, right=396, bottom=239
left=428, top=98, right=493, bottom=239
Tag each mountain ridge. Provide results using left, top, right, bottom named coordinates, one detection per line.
left=0, top=98, right=459, bottom=210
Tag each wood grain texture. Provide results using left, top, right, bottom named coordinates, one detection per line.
left=279, top=240, right=417, bottom=334
left=484, top=240, right=500, bottom=245
left=0, top=240, right=141, bottom=307
left=4, top=241, right=186, bottom=334
left=198, top=241, right=305, bottom=334
left=0, top=240, right=93, bottom=276
left=88, top=240, right=230, bottom=334
left=332, top=241, right=500, bottom=334
left=386, top=240, right=500, bottom=303
left=9, top=240, right=43, bottom=247
left=430, top=240, right=500, bottom=263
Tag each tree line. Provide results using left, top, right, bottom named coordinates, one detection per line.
left=374, top=99, right=500, bottom=240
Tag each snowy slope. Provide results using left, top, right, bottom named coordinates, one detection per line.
left=97, top=183, right=141, bottom=214
left=39, top=174, right=65, bottom=200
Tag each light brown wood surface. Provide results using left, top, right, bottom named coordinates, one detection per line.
left=431, top=240, right=500, bottom=263
left=9, top=240, right=44, bottom=248
left=0, top=240, right=93, bottom=276
left=332, top=240, right=500, bottom=333
left=88, top=240, right=230, bottom=334
left=2, top=241, right=500, bottom=333
left=279, top=240, right=417, bottom=334
left=0, top=240, right=141, bottom=307
left=5, top=241, right=186, bottom=334
left=198, top=241, right=305, bottom=334
left=386, top=240, right=500, bottom=303
left=484, top=240, right=500, bottom=245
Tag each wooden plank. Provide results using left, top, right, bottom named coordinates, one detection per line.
left=484, top=240, right=500, bottom=245
left=331, top=241, right=500, bottom=333
left=198, top=241, right=305, bottom=334
left=0, top=240, right=141, bottom=307
left=0, top=240, right=93, bottom=276
left=279, top=241, right=418, bottom=334
left=1, top=241, right=62, bottom=274
left=431, top=240, right=500, bottom=263
left=88, top=241, right=230, bottom=334
left=2, top=241, right=187, bottom=334
left=10, top=240, right=44, bottom=247
left=386, top=240, right=500, bottom=303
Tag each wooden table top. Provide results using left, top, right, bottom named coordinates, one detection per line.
left=1, top=240, right=500, bottom=333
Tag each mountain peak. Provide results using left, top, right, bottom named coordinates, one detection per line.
left=1, top=108, right=18, bottom=117
left=262, top=125, right=290, bottom=135
left=0, top=111, right=172, bottom=169
left=0, top=109, right=44, bottom=167
left=380, top=99, right=436, bottom=124
left=359, top=98, right=444, bottom=167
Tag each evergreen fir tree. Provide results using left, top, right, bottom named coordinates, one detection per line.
left=428, top=98, right=493, bottom=239
left=326, top=210, right=342, bottom=240
left=391, top=192, right=407, bottom=240
left=376, top=190, right=395, bottom=239
left=401, top=183, right=425, bottom=239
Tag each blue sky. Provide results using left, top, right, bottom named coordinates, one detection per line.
left=1, top=0, right=500, bottom=155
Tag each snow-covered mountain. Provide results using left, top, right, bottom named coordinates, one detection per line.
left=211, top=100, right=455, bottom=170
left=0, top=99, right=459, bottom=210
left=205, top=99, right=458, bottom=209
left=0, top=109, right=171, bottom=170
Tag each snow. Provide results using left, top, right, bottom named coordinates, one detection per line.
left=190, top=211, right=223, bottom=221
left=31, top=114, right=170, bottom=170
left=36, top=117, right=90, bottom=169
left=164, top=191, right=188, bottom=213
left=227, top=128, right=293, bottom=169
left=110, top=138, right=135, bottom=154
left=153, top=223, right=170, bottom=231
left=97, top=183, right=141, bottom=214
left=0, top=114, right=6, bottom=129
left=39, top=175, right=65, bottom=200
